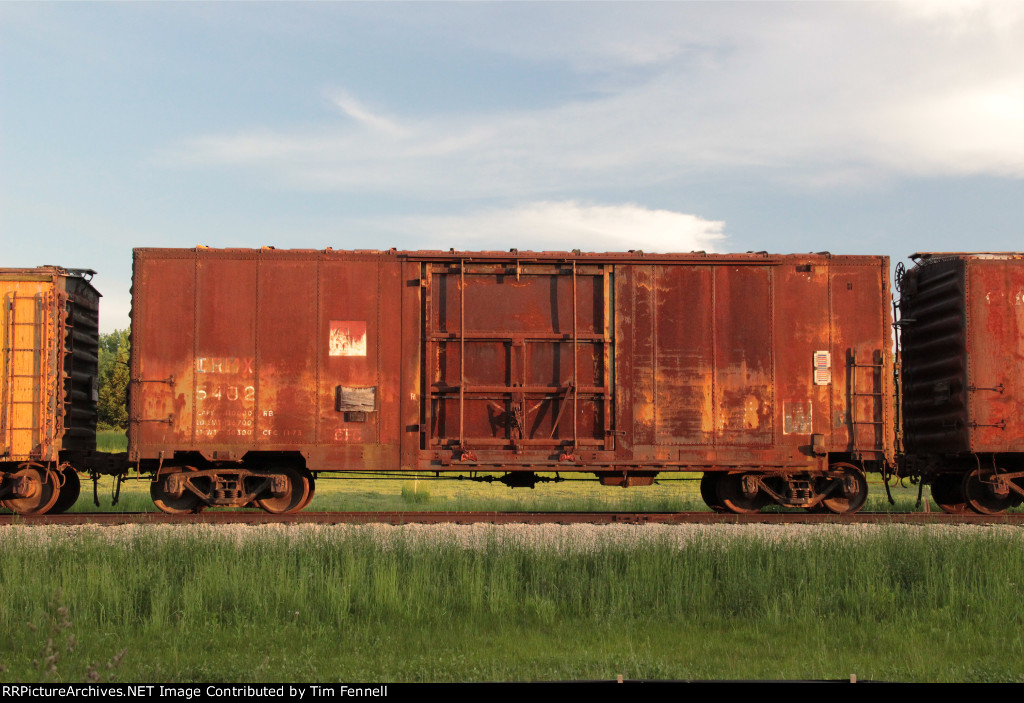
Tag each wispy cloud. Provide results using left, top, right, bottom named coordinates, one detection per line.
left=377, top=201, right=726, bottom=254
left=327, top=89, right=410, bottom=138
left=166, top=3, right=1024, bottom=197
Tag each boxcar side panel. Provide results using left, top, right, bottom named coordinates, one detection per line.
left=773, top=263, right=830, bottom=455
left=313, top=256, right=403, bottom=469
left=317, top=258, right=381, bottom=449
left=132, top=250, right=406, bottom=469
left=1, top=273, right=62, bottom=461
left=829, top=261, right=893, bottom=460
left=193, top=257, right=258, bottom=446
left=650, top=265, right=715, bottom=447
left=1, top=267, right=99, bottom=470
left=620, top=255, right=891, bottom=468
left=966, top=257, right=1024, bottom=452
left=130, top=249, right=892, bottom=476
left=130, top=254, right=196, bottom=454
left=713, top=265, right=774, bottom=447
left=619, top=264, right=655, bottom=450
left=254, top=258, right=319, bottom=446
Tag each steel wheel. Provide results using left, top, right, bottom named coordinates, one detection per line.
left=297, top=471, right=316, bottom=510
left=2, top=464, right=61, bottom=515
left=820, top=464, right=868, bottom=514
left=151, top=472, right=204, bottom=514
left=963, top=467, right=1015, bottom=515
left=717, top=472, right=769, bottom=514
left=48, top=467, right=82, bottom=515
left=700, top=472, right=727, bottom=512
left=930, top=473, right=969, bottom=514
left=255, top=467, right=309, bottom=514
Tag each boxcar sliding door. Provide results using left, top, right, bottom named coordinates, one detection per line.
left=422, top=259, right=614, bottom=457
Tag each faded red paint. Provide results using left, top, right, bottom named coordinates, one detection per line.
left=129, top=248, right=893, bottom=475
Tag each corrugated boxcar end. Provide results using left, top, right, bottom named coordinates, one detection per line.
left=900, top=252, right=1024, bottom=515
left=60, top=270, right=101, bottom=455
left=911, top=251, right=1024, bottom=262
left=0, top=266, right=99, bottom=515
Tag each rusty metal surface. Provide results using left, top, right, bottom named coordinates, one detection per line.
left=423, top=260, right=612, bottom=455
left=130, top=250, right=403, bottom=470
left=0, top=267, right=99, bottom=464
left=3, top=510, right=1023, bottom=527
left=901, top=253, right=1024, bottom=454
left=617, top=259, right=892, bottom=468
left=129, top=248, right=892, bottom=478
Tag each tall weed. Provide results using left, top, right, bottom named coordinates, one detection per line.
left=0, top=526, right=1021, bottom=681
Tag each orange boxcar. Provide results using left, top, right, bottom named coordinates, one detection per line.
left=0, top=267, right=99, bottom=514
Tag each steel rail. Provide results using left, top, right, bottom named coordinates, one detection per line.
left=2, top=511, right=1023, bottom=527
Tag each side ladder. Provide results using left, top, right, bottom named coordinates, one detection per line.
left=847, top=349, right=886, bottom=459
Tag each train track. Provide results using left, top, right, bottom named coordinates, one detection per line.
left=2, top=510, right=1023, bottom=526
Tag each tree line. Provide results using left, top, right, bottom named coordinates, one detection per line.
left=97, top=330, right=130, bottom=430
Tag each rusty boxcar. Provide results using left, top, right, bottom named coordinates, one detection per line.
left=0, top=266, right=100, bottom=514
left=129, top=247, right=893, bottom=514
left=899, top=252, right=1024, bottom=514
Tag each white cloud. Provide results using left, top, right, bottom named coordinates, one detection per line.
left=867, top=79, right=1024, bottom=176
left=166, top=2, right=1024, bottom=196
left=380, top=202, right=726, bottom=254
left=328, top=90, right=410, bottom=138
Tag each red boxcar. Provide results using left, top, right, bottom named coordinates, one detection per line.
left=130, top=248, right=893, bottom=514
left=900, top=252, right=1024, bottom=513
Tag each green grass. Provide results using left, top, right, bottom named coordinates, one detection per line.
left=70, top=470, right=940, bottom=515
left=90, top=427, right=1001, bottom=514
left=0, top=527, right=1021, bottom=682
left=96, top=429, right=127, bottom=453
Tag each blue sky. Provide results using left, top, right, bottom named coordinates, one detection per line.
left=2, top=1, right=1022, bottom=331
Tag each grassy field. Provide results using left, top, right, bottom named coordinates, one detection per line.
left=0, top=524, right=1021, bottom=682
left=12, top=433, right=1023, bottom=683
left=96, top=429, right=128, bottom=453
left=76, top=470, right=936, bottom=514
